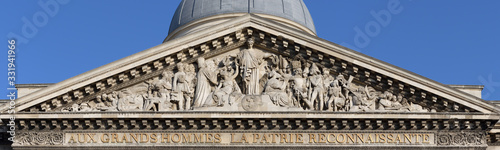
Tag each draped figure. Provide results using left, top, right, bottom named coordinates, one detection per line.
left=193, top=58, right=218, bottom=107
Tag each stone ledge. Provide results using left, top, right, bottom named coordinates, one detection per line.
left=5, top=118, right=496, bottom=131
left=10, top=145, right=488, bottom=150
left=2, top=112, right=498, bottom=120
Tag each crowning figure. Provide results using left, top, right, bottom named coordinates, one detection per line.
left=213, top=57, right=241, bottom=106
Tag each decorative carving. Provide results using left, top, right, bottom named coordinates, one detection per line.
left=13, top=132, right=63, bottom=146
left=240, top=95, right=263, bottom=111
left=436, top=132, right=486, bottom=146
left=58, top=35, right=437, bottom=113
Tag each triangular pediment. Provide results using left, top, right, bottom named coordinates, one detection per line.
left=3, top=14, right=499, bottom=115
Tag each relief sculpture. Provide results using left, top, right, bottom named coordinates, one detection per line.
left=213, top=57, right=242, bottom=106
left=193, top=58, right=218, bottom=107
left=172, top=63, right=193, bottom=110
left=69, top=38, right=430, bottom=113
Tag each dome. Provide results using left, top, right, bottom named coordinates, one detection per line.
left=166, top=0, right=316, bottom=41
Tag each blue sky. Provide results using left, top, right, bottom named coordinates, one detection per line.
left=0, top=0, right=499, bottom=100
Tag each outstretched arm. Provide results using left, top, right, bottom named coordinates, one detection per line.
left=205, top=70, right=219, bottom=85
left=262, top=53, right=276, bottom=59
left=231, top=65, right=239, bottom=79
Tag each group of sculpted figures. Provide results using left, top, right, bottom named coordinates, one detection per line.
left=68, top=39, right=427, bottom=112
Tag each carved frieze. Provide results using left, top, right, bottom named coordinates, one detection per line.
left=60, top=38, right=434, bottom=113
left=436, top=132, right=486, bottom=146
left=10, top=130, right=489, bottom=147
left=13, top=132, right=63, bottom=146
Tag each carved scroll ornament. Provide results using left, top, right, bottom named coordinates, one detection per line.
left=13, top=132, right=64, bottom=146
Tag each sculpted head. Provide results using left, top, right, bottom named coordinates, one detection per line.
left=397, top=94, right=404, bottom=102
left=384, top=91, right=393, bottom=100
left=336, top=75, right=346, bottom=83
left=102, top=93, right=108, bottom=100
left=80, top=103, right=89, bottom=109
left=177, top=63, right=185, bottom=72
left=71, top=104, right=79, bottom=110
left=247, top=38, right=255, bottom=49
left=392, top=95, right=398, bottom=102
left=206, top=60, right=217, bottom=70
left=358, top=87, right=365, bottom=93
left=117, top=91, right=125, bottom=99
left=161, top=71, right=169, bottom=79
left=309, top=63, right=320, bottom=75
left=226, top=62, right=234, bottom=72
left=323, top=68, right=330, bottom=75
left=268, top=70, right=276, bottom=79
left=162, top=71, right=174, bottom=81
left=332, top=80, right=339, bottom=87
left=187, top=64, right=195, bottom=72
left=96, top=95, right=102, bottom=101
left=197, top=57, right=206, bottom=68
left=111, top=91, right=118, bottom=98
left=293, top=67, right=302, bottom=76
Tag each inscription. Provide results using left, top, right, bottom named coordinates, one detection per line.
left=65, top=132, right=434, bottom=145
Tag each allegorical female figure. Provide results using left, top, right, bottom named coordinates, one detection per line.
left=237, top=38, right=261, bottom=95
left=237, top=38, right=275, bottom=95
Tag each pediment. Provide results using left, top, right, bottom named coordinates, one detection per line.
left=4, top=14, right=499, bottom=114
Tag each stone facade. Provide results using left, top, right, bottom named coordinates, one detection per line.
left=1, top=1, right=499, bottom=149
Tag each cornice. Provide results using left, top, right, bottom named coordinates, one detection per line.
left=2, top=14, right=499, bottom=116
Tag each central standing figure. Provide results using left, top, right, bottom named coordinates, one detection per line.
left=237, top=38, right=274, bottom=95
left=237, top=38, right=260, bottom=95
